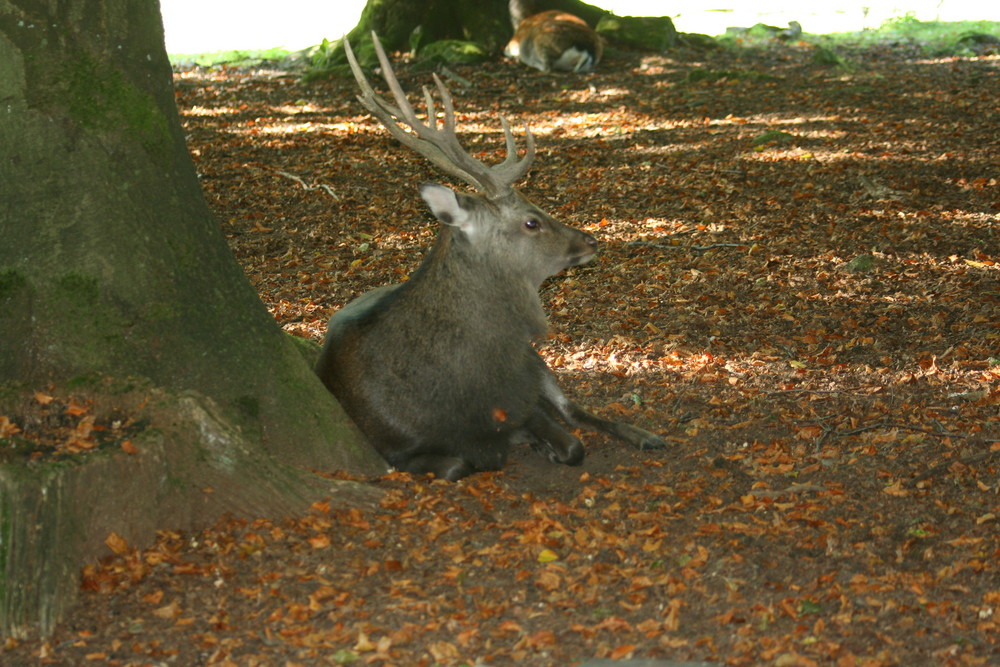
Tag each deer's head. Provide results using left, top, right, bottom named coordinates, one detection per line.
left=345, top=34, right=597, bottom=288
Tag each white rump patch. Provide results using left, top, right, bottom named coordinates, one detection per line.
left=552, top=47, right=594, bottom=72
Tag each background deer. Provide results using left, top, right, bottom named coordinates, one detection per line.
left=315, top=34, right=663, bottom=480
left=504, top=9, right=603, bottom=73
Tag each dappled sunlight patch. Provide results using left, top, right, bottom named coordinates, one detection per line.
left=250, top=120, right=359, bottom=135
left=526, top=110, right=710, bottom=139
left=739, top=146, right=825, bottom=162
left=631, top=141, right=713, bottom=156
left=182, top=104, right=240, bottom=117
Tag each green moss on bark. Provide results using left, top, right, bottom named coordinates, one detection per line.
left=25, top=48, right=174, bottom=160
left=0, top=270, right=26, bottom=298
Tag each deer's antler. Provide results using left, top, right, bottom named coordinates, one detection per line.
left=344, top=32, right=535, bottom=199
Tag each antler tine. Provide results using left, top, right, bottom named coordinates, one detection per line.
left=430, top=73, right=458, bottom=136
left=344, top=35, right=423, bottom=147
left=495, top=116, right=536, bottom=186
left=430, top=71, right=534, bottom=193
left=422, top=87, right=439, bottom=132
left=344, top=32, right=534, bottom=198
left=367, top=32, right=424, bottom=132
left=344, top=36, right=402, bottom=122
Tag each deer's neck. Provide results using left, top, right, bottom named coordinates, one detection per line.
left=409, top=230, right=549, bottom=339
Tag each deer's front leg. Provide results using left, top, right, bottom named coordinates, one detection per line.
left=534, top=351, right=667, bottom=451
left=518, top=408, right=586, bottom=466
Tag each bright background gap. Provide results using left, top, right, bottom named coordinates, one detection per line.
left=160, top=0, right=999, bottom=54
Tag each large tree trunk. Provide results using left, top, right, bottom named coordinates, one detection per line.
left=0, top=0, right=384, bottom=638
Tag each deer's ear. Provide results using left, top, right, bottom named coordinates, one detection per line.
left=419, top=183, right=472, bottom=231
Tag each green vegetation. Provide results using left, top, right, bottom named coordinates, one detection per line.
left=0, top=269, right=26, bottom=298
left=168, top=15, right=998, bottom=74
left=810, top=17, right=1000, bottom=55
left=303, top=37, right=370, bottom=79
left=168, top=47, right=291, bottom=68
left=411, top=40, right=489, bottom=67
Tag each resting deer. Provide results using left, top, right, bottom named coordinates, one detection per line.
left=504, top=10, right=603, bottom=73
left=315, top=34, right=663, bottom=481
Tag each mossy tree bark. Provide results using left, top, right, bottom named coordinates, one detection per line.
left=0, top=0, right=384, bottom=638
left=346, top=0, right=510, bottom=55
left=508, top=0, right=610, bottom=30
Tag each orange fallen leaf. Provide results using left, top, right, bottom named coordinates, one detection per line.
left=536, top=569, right=561, bottom=591
left=354, top=630, right=375, bottom=652
left=609, top=644, right=636, bottom=660
left=308, top=535, right=330, bottom=549
left=428, top=641, right=459, bottom=661
left=142, top=590, right=164, bottom=605
left=152, top=600, right=180, bottom=619
left=882, top=480, right=909, bottom=497
left=796, top=425, right=823, bottom=440
left=66, top=415, right=96, bottom=444
left=310, top=500, right=331, bottom=514
left=105, top=532, right=129, bottom=555
left=524, top=629, right=557, bottom=648
left=663, top=598, right=682, bottom=631
left=0, top=416, right=20, bottom=438
left=120, top=440, right=139, bottom=454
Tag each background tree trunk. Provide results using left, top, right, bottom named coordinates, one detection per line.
left=508, top=0, right=609, bottom=29
left=0, top=0, right=384, bottom=638
left=308, top=0, right=613, bottom=74
left=349, top=0, right=510, bottom=54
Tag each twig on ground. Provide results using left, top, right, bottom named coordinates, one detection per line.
left=275, top=170, right=340, bottom=199
left=439, top=66, right=473, bottom=89
left=906, top=448, right=1000, bottom=488
left=858, top=174, right=907, bottom=201
left=751, top=483, right=825, bottom=498
left=627, top=240, right=745, bottom=252
left=800, top=417, right=998, bottom=485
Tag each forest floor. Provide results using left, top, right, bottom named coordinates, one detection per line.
left=6, top=39, right=999, bottom=666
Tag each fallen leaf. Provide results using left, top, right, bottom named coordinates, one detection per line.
left=65, top=400, right=88, bottom=416
left=152, top=600, right=180, bottom=619
left=308, top=535, right=330, bottom=549
left=0, top=416, right=20, bottom=438
left=105, top=532, right=129, bottom=556
left=882, top=481, right=910, bottom=497
left=537, top=548, right=559, bottom=563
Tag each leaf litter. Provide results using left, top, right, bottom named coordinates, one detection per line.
left=4, top=42, right=998, bottom=665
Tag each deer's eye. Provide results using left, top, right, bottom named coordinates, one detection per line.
left=524, top=219, right=541, bottom=231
